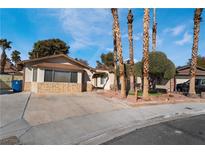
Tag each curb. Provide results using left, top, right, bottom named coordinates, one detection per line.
left=77, top=110, right=205, bottom=145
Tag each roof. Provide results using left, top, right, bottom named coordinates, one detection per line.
left=33, top=63, right=84, bottom=72
left=176, top=65, right=205, bottom=76
left=18, top=54, right=95, bottom=71
left=92, top=72, right=108, bottom=78
left=95, top=64, right=114, bottom=73
left=0, top=58, right=17, bottom=73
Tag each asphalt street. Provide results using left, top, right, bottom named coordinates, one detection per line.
left=103, top=114, right=205, bottom=145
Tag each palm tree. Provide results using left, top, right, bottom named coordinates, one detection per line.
left=111, top=8, right=126, bottom=98
left=112, top=22, right=118, bottom=91
left=127, top=9, right=135, bottom=93
left=0, top=39, right=12, bottom=73
left=152, top=8, right=157, bottom=52
left=189, top=8, right=203, bottom=96
left=142, top=8, right=150, bottom=100
left=11, top=50, right=21, bottom=66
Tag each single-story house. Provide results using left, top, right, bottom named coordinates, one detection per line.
left=175, top=65, right=205, bottom=84
left=18, top=54, right=115, bottom=94
left=156, top=65, right=205, bottom=92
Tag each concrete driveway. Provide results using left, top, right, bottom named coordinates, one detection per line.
left=24, top=92, right=129, bottom=126
left=1, top=91, right=205, bottom=144
left=0, top=92, right=30, bottom=127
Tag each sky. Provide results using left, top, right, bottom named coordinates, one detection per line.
left=0, top=8, right=205, bottom=67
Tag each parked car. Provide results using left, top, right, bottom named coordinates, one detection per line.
left=176, top=79, right=205, bottom=94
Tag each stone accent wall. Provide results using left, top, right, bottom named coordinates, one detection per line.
left=37, top=82, right=82, bottom=94
left=86, top=83, right=93, bottom=92
left=24, top=82, right=31, bottom=91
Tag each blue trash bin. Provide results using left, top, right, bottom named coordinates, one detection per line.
left=12, top=80, right=22, bottom=92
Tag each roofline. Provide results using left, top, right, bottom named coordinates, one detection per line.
left=17, top=54, right=96, bottom=71
left=177, top=65, right=205, bottom=71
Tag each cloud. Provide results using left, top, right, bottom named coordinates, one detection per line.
left=175, top=32, right=192, bottom=45
left=156, top=35, right=163, bottom=47
left=105, top=47, right=113, bottom=52
left=164, top=25, right=186, bottom=36
left=55, top=9, right=112, bottom=51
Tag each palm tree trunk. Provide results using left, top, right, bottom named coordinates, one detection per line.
left=189, top=8, right=203, bottom=97
left=113, top=23, right=118, bottom=91
left=127, top=9, right=135, bottom=93
left=142, top=8, right=150, bottom=100
left=111, top=8, right=126, bottom=98
left=152, top=8, right=157, bottom=52
left=0, top=49, right=6, bottom=73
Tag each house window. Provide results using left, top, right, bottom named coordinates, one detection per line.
left=33, top=68, right=37, bottom=82
left=54, top=71, right=70, bottom=82
left=44, top=69, right=78, bottom=83
left=44, top=70, right=53, bottom=82
left=71, top=72, right=78, bottom=83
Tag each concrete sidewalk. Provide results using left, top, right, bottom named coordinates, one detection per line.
left=19, top=102, right=205, bottom=145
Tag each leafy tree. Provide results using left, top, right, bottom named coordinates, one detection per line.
left=96, top=60, right=103, bottom=69
left=125, top=52, right=176, bottom=90
left=28, top=39, right=70, bottom=59
left=134, top=62, right=143, bottom=77
left=75, top=58, right=89, bottom=66
left=197, top=56, right=205, bottom=68
left=0, top=39, right=12, bottom=73
left=148, top=52, right=176, bottom=88
left=187, top=55, right=205, bottom=68
left=100, top=52, right=114, bottom=67
left=11, top=50, right=21, bottom=65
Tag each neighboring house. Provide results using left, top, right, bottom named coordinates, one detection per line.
left=0, top=58, right=18, bottom=74
left=0, top=58, right=23, bottom=90
left=156, top=65, right=205, bottom=92
left=175, top=65, right=205, bottom=84
left=17, top=54, right=114, bottom=94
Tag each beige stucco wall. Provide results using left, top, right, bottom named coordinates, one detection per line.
left=37, top=68, right=44, bottom=83
left=25, top=67, right=33, bottom=82
left=77, top=72, right=82, bottom=84
left=92, top=70, right=115, bottom=90
left=105, top=73, right=114, bottom=90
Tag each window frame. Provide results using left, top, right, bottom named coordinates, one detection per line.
left=44, top=69, right=78, bottom=83
left=44, top=69, right=53, bottom=82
